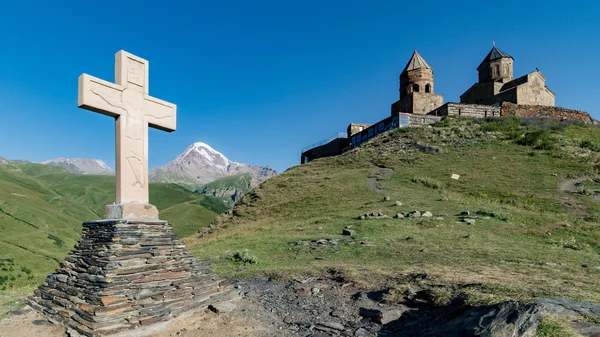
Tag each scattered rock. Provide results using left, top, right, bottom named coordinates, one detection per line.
left=460, top=210, right=470, bottom=216
left=354, top=327, right=369, bottom=336
left=208, top=301, right=237, bottom=313
left=463, top=218, right=476, bottom=225
left=395, top=213, right=405, bottom=219
left=32, top=319, right=52, bottom=326
left=408, top=211, right=421, bottom=218
left=384, top=196, right=391, bottom=201
left=360, top=241, right=376, bottom=247
left=315, top=321, right=346, bottom=331
left=420, top=248, right=429, bottom=253
left=359, top=211, right=390, bottom=220
left=359, top=307, right=404, bottom=324
left=464, top=233, right=472, bottom=239
left=583, top=264, right=600, bottom=270
left=421, top=211, right=433, bottom=217
left=395, top=201, right=403, bottom=206
left=342, top=229, right=356, bottom=236
left=330, top=309, right=344, bottom=318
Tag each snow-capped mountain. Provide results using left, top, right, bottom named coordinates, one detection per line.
left=42, top=158, right=114, bottom=175
left=149, top=142, right=277, bottom=190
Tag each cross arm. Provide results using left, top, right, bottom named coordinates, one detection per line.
left=143, top=96, right=177, bottom=132
left=78, top=74, right=126, bottom=117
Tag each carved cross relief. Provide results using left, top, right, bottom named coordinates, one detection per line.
left=78, top=51, right=177, bottom=205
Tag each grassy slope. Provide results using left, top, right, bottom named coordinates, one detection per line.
left=187, top=117, right=600, bottom=304
left=200, top=173, right=253, bottom=206
left=0, top=162, right=226, bottom=289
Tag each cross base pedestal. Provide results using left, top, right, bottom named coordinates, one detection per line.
left=28, top=219, right=232, bottom=336
left=105, top=204, right=159, bottom=221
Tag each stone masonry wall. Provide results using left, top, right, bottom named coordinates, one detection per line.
left=28, top=220, right=231, bottom=336
left=408, top=115, right=442, bottom=126
left=429, top=103, right=500, bottom=118
left=501, top=102, right=595, bottom=124
left=412, top=92, right=444, bottom=115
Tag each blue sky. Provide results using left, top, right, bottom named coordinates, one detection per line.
left=0, top=0, right=598, bottom=173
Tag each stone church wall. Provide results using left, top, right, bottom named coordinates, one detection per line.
left=515, top=73, right=555, bottom=106
left=412, top=92, right=444, bottom=115
left=408, top=115, right=442, bottom=125
left=429, top=103, right=500, bottom=118
left=500, top=102, right=595, bottom=124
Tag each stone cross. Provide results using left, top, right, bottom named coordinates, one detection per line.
left=78, top=50, right=176, bottom=217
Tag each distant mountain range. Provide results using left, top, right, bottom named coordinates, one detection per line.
left=18, top=142, right=277, bottom=205
left=149, top=142, right=277, bottom=204
left=42, top=158, right=114, bottom=175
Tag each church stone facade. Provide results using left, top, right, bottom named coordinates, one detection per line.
left=391, top=51, right=444, bottom=115
left=460, top=46, right=555, bottom=106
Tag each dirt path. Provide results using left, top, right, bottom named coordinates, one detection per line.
left=0, top=303, right=272, bottom=337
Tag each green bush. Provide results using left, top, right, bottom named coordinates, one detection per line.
left=411, top=176, right=446, bottom=190
left=580, top=140, right=600, bottom=152
left=230, top=250, right=258, bottom=266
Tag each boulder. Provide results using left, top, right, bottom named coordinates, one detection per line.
left=423, top=301, right=542, bottom=337
left=342, top=229, right=356, bottom=236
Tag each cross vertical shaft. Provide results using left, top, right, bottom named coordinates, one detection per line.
left=78, top=50, right=176, bottom=215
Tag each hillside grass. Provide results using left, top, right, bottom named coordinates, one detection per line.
left=187, top=117, right=600, bottom=305
left=0, top=162, right=226, bottom=290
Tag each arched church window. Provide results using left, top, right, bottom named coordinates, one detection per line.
left=494, top=65, right=500, bottom=77
left=413, top=84, right=420, bottom=92
left=425, top=84, right=431, bottom=93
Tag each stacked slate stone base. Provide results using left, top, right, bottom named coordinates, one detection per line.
left=27, top=219, right=232, bottom=336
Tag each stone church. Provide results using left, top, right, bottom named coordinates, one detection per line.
left=460, top=46, right=555, bottom=107
left=393, top=46, right=556, bottom=116
left=301, top=46, right=595, bottom=164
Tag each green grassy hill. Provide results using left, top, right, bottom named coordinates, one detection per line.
left=200, top=173, right=253, bottom=206
left=0, top=162, right=228, bottom=290
left=188, top=117, right=600, bottom=305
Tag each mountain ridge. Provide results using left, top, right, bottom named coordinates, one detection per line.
left=149, top=142, right=277, bottom=195
left=42, top=157, right=114, bottom=175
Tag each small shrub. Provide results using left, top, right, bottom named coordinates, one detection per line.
left=230, top=250, right=258, bottom=266
left=432, top=117, right=456, bottom=128
left=425, top=287, right=455, bottom=306
left=47, top=234, right=64, bottom=248
left=480, top=116, right=522, bottom=134
left=580, top=140, right=600, bottom=152
left=517, top=129, right=550, bottom=147
left=411, top=176, right=446, bottom=190
left=551, top=237, right=589, bottom=251
left=476, top=209, right=511, bottom=221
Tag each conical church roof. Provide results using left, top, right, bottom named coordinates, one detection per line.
left=480, top=46, right=513, bottom=64
left=402, top=50, right=432, bottom=73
